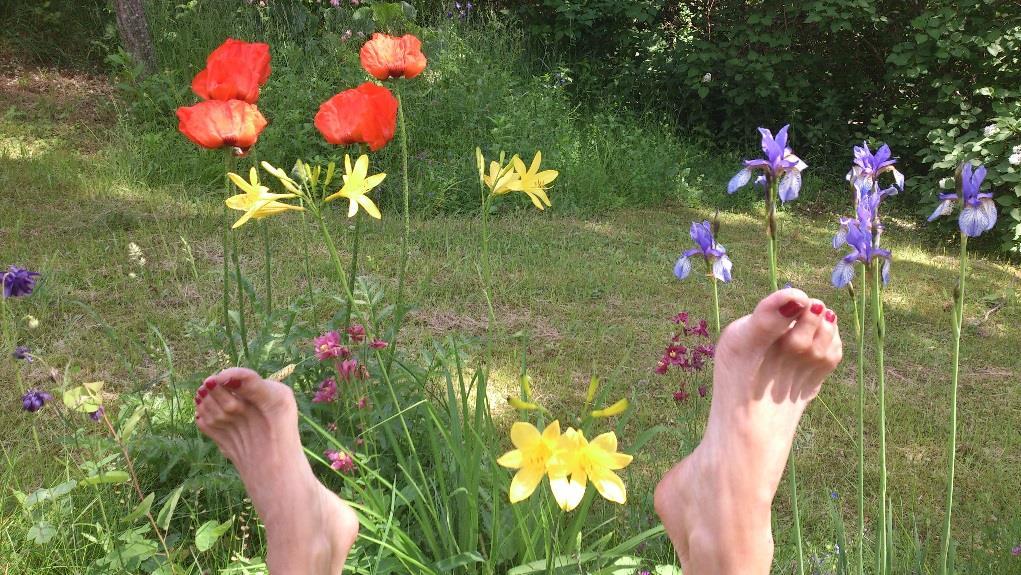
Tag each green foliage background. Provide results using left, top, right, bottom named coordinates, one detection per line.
left=509, top=0, right=1021, bottom=254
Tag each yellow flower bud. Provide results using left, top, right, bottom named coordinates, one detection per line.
left=585, top=376, right=600, bottom=404
left=591, top=398, right=629, bottom=419
left=507, top=396, right=542, bottom=411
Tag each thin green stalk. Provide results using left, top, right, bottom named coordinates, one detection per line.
left=872, top=263, right=888, bottom=575
left=314, top=208, right=357, bottom=317
left=298, top=199, right=316, bottom=316
left=222, top=157, right=238, bottom=365
left=345, top=213, right=362, bottom=328
left=854, top=264, right=867, bottom=575
left=711, top=274, right=721, bottom=336
left=231, top=230, right=252, bottom=365
left=940, top=234, right=968, bottom=575
left=261, top=220, right=272, bottom=317
left=769, top=177, right=803, bottom=575
left=393, top=90, right=412, bottom=334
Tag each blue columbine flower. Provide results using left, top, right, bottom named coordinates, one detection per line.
left=13, top=346, right=32, bottom=362
left=21, top=388, right=53, bottom=413
left=846, top=142, right=904, bottom=192
left=832, top=216, right=892, bottom=288
left=927, top=162, right=996, bottom=237
left=2, top=265, right=41, bottom=298
left=728, top=125, right=808, bottom=203
left=89, top=406, right=105, bottom=422
left=674, top=221, right=733, bottom=283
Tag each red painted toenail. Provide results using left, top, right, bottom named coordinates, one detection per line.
left=198, top=388, right=208, bottom=398
left=825, top=310, right=837, bottom=323
left=810, top=303, right=824, bottom=315
left=779, top=301, right=805, bottom=317
left=194, top=396, right=201, bottom=404
left=207, top=380, right=217, bottom=389
left=225, top=379, right=240, bottom=389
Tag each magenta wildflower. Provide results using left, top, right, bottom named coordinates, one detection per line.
left=338, top=358, right=359, bottom=380
left=369, top=338, right=388, bottom=349
left=313, top=378, right=338, bottom=403
left=671, top=311, right=689, bottom=325
left=326, top=449, right=356, bottom=473
left=21, top=388, right=52, bottom=412
left=356, top=396, right=369, bottom=409
left=347, top=324, right=366, bottom=343
left=654, top=359, right=669, bottom=375
left=697, top=384, right=708, bottom=398
left=673, top=388, right=690, bottom=403
left=314, top=331, right=348, bottom=361
left=1011, top=544, right=1021, bottom=557
left=685, top=319, right=711, bottom=338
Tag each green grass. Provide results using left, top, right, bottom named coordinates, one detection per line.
left=4, top=43, right=1021, bottom=575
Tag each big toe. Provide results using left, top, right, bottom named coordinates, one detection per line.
left=207, top=367, right=286, bottom=408
left=723, top=288, right=810, bottom=352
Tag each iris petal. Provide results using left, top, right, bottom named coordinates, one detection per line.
left=728, top=168, right=753, bottom=194
left=674, top=256, right=692, bottom=280
left=832, top=259, right=855, bottom=288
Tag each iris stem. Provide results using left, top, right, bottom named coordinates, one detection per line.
left=853, top=264, right=867, bottom=575
left=872, top=262, right=888, bottom=575
left=261, top=220, right=272, bottom=318
left=769, top=177, right=803, bottom=575
left=940, top=233, right=968, bottom=575
left=711, top=275, right=721, bottom=336
left=345, top=212, right=362, bottom=329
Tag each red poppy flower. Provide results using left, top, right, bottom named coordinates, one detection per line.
left=176, top=100, right=268, bottom=154
left=359, top=33, right=427, bottom=80
left=314, top=82, right=398, bottom=151
left=192, top=38, right=271, bottom=103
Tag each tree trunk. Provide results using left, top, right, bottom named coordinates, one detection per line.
left=113, top=0, right=156, bottom=75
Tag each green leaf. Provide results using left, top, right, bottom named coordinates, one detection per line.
left=119, top=405, right=146, bottom=442
left=123, top=492, right=155, bottom=524
left=24, top=480, right=77, bottom=509
left=81, top=470, right=131, bottom=486
left=433, top=551, right=484, bottom=571
left=195, top=516, right=235, bottom=552
left=27, top=520, right=56, bottom=544
left=156, top=485, right=184, bottom=531
left=62, top=381, right=104, bottom=413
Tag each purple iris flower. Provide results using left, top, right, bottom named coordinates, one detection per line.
left=3, top=265, right=41, bottom=298
left=13, top=346, right=33, bottom=362
left=927, top=162, right=996, bottom=237
left=674, top=221, right=733, bottom=283
left=727, top=125, right=808, bottom=203
left=833, top=184, right=895, bottom=248
left=846, top=142, right=904, bottom=192
left=831, top=217, right=892, bottom=288
left=21, top=388, right=53, bottom=413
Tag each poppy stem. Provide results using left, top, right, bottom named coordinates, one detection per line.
left=222, top=155, right=238, bottom=365
left=940, top=233, right=968, bottom=575
left=298, top=198, right=316, bottom=320
left=344, top=212, right=361, bottom=329
left=261, top=220, right=272, bottom=318
left=392, top=90, right=412, bottom=347
left=231, top=229, right=252, bottom=366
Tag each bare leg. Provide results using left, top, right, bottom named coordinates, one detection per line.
left=655, top=289, right=842, bottom=574
left=195, top=367, right=358, bottom=574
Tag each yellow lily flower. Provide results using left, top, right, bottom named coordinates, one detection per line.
left=226, top=167, right=303, bottom=229
left=480, top=151, right=520, bottom=196
left=496, top=420, right=562, bottom=504
left=547, top=428, right=633, bottom=511
left=324, top=154, right=386, bottom=219
left=506, top=151, right=558, bottom=210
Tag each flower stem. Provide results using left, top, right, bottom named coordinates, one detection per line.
left=231, top=229, right=251, bottom=365
left=711, top=275, right=721, bottom=336
left=393, top=90, right=412, bottom=335
left=940, top=233, right=968, bottom=575
left=222, top=157, right=238, bottom=365
left=344, top=213, right=362, bottom=329
left=298, top=199, right=316, bottom=317
left=872, top=262, right=889, bottom=575
left=853, top=264, right=867, bottom=575
left=314, top=209, right=357, bottom=322
left=261, top=220, right=272, bottom=317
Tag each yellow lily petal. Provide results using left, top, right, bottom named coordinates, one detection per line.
left=528, top=150, right=542, bottom=174
left=352, top=154, right=370, bottom=180
left=589, top=467, right=626, bottom=504
left=496, top=449, right=524, bottom=469
left=549, top=474, right=586, bottom=511
left=355, top=194, right=382, bottom=219
left=508, top=465, right=544, bottom=503
left=232, top=198, right=274, bottom=229
left=364, top=172, right=387, bottom=190
left=509, top=421, right=541, bottom=449
left=347, top=198, right=359, bottom=218
left=535, top=169, right=559, bottom=185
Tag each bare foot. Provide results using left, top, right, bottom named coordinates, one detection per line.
left=195, top=367, right=358, bottom=574
left=654, top=289, right=842, bottom=574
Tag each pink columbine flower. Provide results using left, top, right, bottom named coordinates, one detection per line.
left=314, top=331, right=348, bottom=360
left=369, top=338, right=388, bottom=349
left=338, top=358, right=359, bottom=380
left=356, top=396, right=369, bottom=409
left=673, top=388, right=690, bottom=402
left=698, top=384, right=708, bottom=398
left=685, top=319, right=711, bottom=338
left=347, top=324, right=366, bottom=343
left=326, top=449, right=356, bottom=473
left=671, top=312, right=689, bottom=325
left=654, top=358, right=669, bottom=375
left=313, top=378, right=337, bottom=403
left=1012, top=544, right=1021, bottom=557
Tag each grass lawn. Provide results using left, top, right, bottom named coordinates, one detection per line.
left=3, top=60, right=1021, bottom=571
